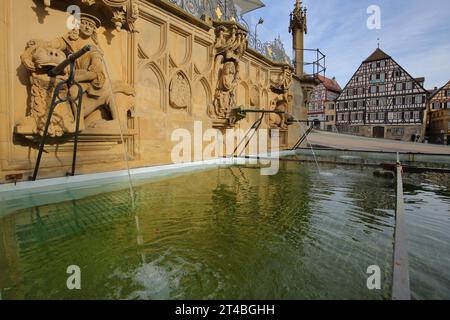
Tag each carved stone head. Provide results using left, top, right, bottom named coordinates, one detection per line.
left=21, top=42, right=66, bottom=72
left=79, top=13, right=101, bottom=38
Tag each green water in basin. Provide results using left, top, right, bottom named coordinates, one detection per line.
left=0, top=162, right=449, bottom=300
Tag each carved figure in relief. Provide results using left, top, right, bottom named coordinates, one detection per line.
left=271, top=65, right=293, bottom=94
left=269, top=94, right=294, bottom=130
left=17, top=14, right=135, bottom=137
left=210, top=23, right=248, bottom=128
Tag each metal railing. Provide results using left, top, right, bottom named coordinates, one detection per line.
left=166, top=0, right=292, bottom=64
left=295, top=48, right=326, bottom=78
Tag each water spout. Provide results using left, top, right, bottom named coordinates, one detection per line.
left=101, top=57, right=136, bottom=211
left=300, top=124, right=321, bottom=173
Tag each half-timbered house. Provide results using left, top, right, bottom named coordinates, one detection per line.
left=428, top=80, right=450, bottom=144
left=336, top=48, right=428, bottom=141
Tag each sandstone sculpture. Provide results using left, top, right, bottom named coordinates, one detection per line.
left=209, top=23, right=248, bottom=129
left=269, top=66, right=294, bottom=130
left=170, top=72, right=191, bottom=110
left=16, top=13, right=135, bottom=137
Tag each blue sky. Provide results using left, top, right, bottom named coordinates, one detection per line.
left=245, top=0, right=450, bottom=89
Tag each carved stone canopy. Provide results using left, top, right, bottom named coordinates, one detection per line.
left=213, top=21, right=248, bottom=63
left=289, top=0, right=307, bottom=34
left=41, top=0, right=139, bottom=32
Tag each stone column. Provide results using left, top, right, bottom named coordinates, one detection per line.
left=289, top=0, right=307, bottom=77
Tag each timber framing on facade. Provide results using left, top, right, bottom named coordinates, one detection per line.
left=335, top=48, right=429, bottom=141
left=428, top=80, right=450, bottom=144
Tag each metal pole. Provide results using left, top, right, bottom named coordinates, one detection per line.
left=31, top=81, right=67, bottom=181
left=70, top=83, right=84, bottom=177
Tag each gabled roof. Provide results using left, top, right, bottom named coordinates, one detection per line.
left=430, top=80, right=450, bottom=99
left=363, top=48, right=391, bottom=63
left=317, top=75, right=342, bottom=93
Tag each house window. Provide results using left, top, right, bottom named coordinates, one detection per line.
left=351, top=113, right=356, bottom=121
left=379, top=98, right=387, bottom=106
left=371, top=86, right=377, bottom=93
left=405, top=96, right=413, bottom=105
left=380, top=61, right=386, bottom=67
left=432, top=102, right=440, bottom=110
left=447, top=102, right=450, bottom=109
left=404, top=111, right=411, bottom=120
left=379, top=85, right=385, bottom=93
left=396, top=96, right=403, bottom=105
left=377, top=112, right=385, bottom=120
left=406, top=82, right=413, bottom=90
left=448, top=121, right=450, bottom=130
left=413, top=111, right=420, bottom=119
left=390, top=128, right=405, bottom=136
left=446, top=90, right=450, bottom=97
left=416, top=95, right=423, bottom=104
left=396, top=83, right=403, bottom=91
left=348, top=89, right=353, bottom=96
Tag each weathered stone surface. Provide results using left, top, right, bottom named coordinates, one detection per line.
left=0, top=0, right=307, bottom=182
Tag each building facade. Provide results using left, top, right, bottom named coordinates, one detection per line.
left=307, top=75, right=341, bottom=131
left=336, top=48, right=428, bottom=141
left=428, top=80, right=450, bottom=144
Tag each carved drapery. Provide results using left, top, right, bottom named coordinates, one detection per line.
left=209, top=22, right=248, bottom=129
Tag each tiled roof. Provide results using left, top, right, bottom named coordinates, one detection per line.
left=363, top=48, right=391, bottom=63
left=317, top=75, right=342, bottom=93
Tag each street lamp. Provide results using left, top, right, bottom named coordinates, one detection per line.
left=254, top=17, right=264, bottom=45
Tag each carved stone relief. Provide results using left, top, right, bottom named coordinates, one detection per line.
left=268, top=66, right=294, bottom=130
left=169, top=72, right=191, bottom=110
left=16, top=13, right=135, bottom=137
left=250, top=85, right=260, bottom=107
left=209, top=22, right=248, bottom=129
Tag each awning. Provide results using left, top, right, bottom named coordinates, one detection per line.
left=233, top=0, right=265, bottom=15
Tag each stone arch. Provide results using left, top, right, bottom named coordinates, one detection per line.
left=137, top=62, right=167, bottom=113
left=192, top=77, right=212, bottom=117
left=236, top=81, right=249, bottom=108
